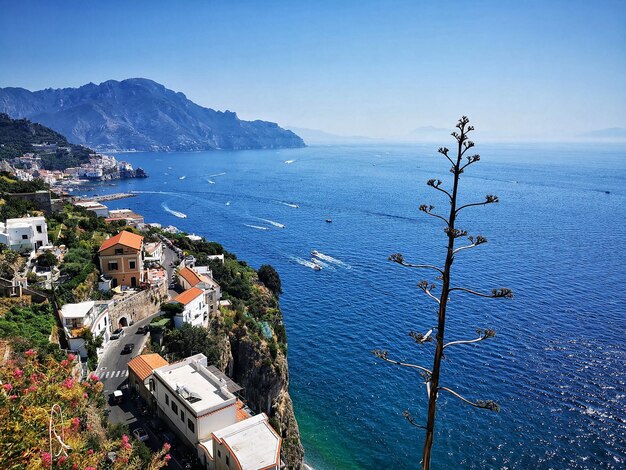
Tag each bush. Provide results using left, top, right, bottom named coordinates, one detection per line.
left=257, top=264, right=282, bottom=296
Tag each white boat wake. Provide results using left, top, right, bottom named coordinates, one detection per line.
left=161, top=202, right=188, bottom=219
left=284, top=159, right=296, bottom=164
left=280, top=201, right=300, bottom=208
left=208, top=172, right=226, bottom=177
left=244, top=224, right=269, bottom=231
left=258, top=218, right=285, bottom=229
left=207, top=180, right=215, bottom=184
left=291, top=257, right=323, bottom=270
left=179, top=176, right=186, bottom=180
left=311, top=251, right=351, bottom=268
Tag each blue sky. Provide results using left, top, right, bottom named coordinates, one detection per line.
left=1, top=0, right=625, bottom=139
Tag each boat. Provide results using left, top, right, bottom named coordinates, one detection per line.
left=179, top=176, right=186, bottom=180
left=313, top=264, right=322, bottom=271
left=225, top=201, right=231, bottom=206
left=325, top=219, right=333, bottom=223
left=311, top=250, right=320, bottom=257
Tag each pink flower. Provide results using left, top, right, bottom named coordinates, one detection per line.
left=2, top=383, right=11, bottom=391
left=88, top=449, right=93, bottom=455
left=25, top=349, right=36, bottom=357
left=165, top=454, right=171, bottom=461
left=122, top=434, right=129, bottom=444
left=71, top=417, right=80, bottom=429
left=163, top=442, right=171, bottom=452
left=28, top=385, right=37, bottom=393
left=85, top=467, right=96, bottom=470
left=41, top=451, right=52, bottom=466
left=89, top=373, right=99, bottom=382
left=61, top=360, right=68, bottom=367
left=68, top=353, right=76, bottom=361
left=62, top=378, right=76, bottom=389
left=13, top=368, right=23, bottom=378
left=83, top=393, right=89, bottom=399
left=9, top=395, right=18, bottom=400
left=57, top=455, right=68, bottom=465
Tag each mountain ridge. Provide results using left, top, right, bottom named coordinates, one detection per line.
left=0, top=78, right=305, bottom=151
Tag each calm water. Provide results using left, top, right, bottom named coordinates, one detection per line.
left=85, top=143, right=625, bottom=469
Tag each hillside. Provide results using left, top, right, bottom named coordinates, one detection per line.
left=0, top=78, right=306, bottom=151
left=0, top=113, right=92, bottom=169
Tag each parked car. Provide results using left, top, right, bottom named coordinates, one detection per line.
left=136, top=326, right=149, bottom=335
left=132, top=427, right=149, bottom=442
left=121, top=343, right=135, bottom=354
left=111, top=328, right=124, bottom=340
left=111, top=390, right=124, bottom=405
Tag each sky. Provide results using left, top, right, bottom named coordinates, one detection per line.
left=1, top=0, right=625, bottom=140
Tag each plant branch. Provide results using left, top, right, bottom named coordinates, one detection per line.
left=388, top=253, right=444, bottom=275
left=418, top=280, right=441, bottom=305
left=438, top=387, right=500, bottom=412
left=449, top=287, right=513, bottom=299
left=443, top=328, right=495, bottom=349
left=427, top=179, right=452, bottom=201
left=452, top=235, right=487, bottom=255
left=455, top=195, right=499, bottom=215
left=419, top=204, right=449, bottom=225
left=372, top=350, right=433, bottom=376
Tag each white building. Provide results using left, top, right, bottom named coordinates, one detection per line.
left=59, top=301, right=112, bottom=359
left=171, top=287, right=208, bottom=328
left=74, top=200, right=109, bottom=217
left=152, top=354, right=237, bottom=451
left=0, top=216, right=49, bottom=252
left=144, top=241, right=163, bottom=263
left=211, top=414, right=281, bottom=470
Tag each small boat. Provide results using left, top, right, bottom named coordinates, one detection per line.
left=313, top=264, right=322, bottom=271
left=225, top=201, right=231, bottom=206
left=179, top=176, right=186, bottom=180
left=325, top=219, right=333, bottom=223
left=311, top=250, right=320, bottom=257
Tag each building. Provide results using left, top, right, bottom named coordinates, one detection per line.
left=210, top=414, right=281, bottom=470
left=152, top=354, right=238, bottom=451
left=106, top=209, right=145, bottom=227
left=174, top=266, right=222, bottom=328
left=0, top=216, right=49, bottom=252
left=171, top=287, right=208, bottom=328
left=74, top=200, right=109, bottom=217
left=59, top=301, right=112, bottom=359
left=144, top=241, right=163, bottom=264
left=128, top=353, right=169, bottom=405
left=98, top=231, right=144, bottom=288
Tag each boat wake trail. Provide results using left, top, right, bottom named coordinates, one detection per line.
left=161, top=202, right=187, bottom=219
left=244, top=224, right=269, bottom=231
left=258, top=218, right=286, bottom=229
left=284, top=159, right=296, bottom=164
left=207, top=179, right=216, bottom=184
left=208, top=172, right=226, bottom=177
left=290, top=257, right=323, bottom=270
left=312, top=251, right=351, bottom=269
left=280, top=201, right=300, bottom=208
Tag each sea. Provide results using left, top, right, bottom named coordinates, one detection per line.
left=81, top=142, right=625, bottom=469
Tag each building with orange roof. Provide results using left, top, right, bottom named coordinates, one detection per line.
left=176, top=265, right=222, bottom=324
left=171, top=286, right=208, bottom=328
left=98, top=231, right=144, bottom=288
left=128, top=353, right=169, bottom=405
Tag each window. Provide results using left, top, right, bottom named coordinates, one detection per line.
left=217, top=450, right=221, bottom=459
left=165, top=394, right=169, bottom=405
left=129, top=260, right=136, bottom=269
left=108, top=261, right=118, bottom=270
left=187, top=419, right=194, bottom=432
left=36, top=225, right=42, bottom=233
left=180, top=409, right=185, bottom=422
left=22, top=234, right=28, bottom=240
left=171, top=401, right=178, bottom=414
left=226, top=455, right=230, bottom=467
left=115, top=248, right=123, bottom=255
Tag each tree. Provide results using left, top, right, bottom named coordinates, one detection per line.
left=373, top=117, right=513, bottom=469
left=163, top=324, right=221, bottom=364
left=258, top=264, right=282, bottom=296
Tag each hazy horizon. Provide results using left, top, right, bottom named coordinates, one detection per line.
left=1, top=1, right=625, bottom=141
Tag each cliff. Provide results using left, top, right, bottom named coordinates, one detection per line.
left=0, top=78, right=306, bottom=152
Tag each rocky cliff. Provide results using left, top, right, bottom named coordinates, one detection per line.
left=0, top=78, right=305, bottom=152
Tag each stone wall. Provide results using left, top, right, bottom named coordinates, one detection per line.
left=108, top=283, right=167, bottom=328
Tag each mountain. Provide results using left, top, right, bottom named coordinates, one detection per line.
left=578, top=127, right=626, bottom=140
left=0, top=112, right=92, bottom=169
left=0, top=78, right=305, bottom=152
left=287, top=127, right=384, bottom=145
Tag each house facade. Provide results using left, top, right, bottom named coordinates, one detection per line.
left=172, top=287, right=208, bottom=328
left=0, top=216, right=49, bottom=252
left=128, top=353, right=169, bottom=405
left=98, top=231, right=144, bottom=288
left=59, top=300, right=112, bottom=359
left=174, top=266, right=221, bottom=327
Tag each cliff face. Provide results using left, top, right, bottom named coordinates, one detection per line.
left=209, top=315, right=304, bottom=469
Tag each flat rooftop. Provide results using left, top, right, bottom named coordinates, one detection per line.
left=212, top=413, right=281, bottom=470
left=154, top=354, right=236, bottom=415
left=60, top=301, right=95, bottom=319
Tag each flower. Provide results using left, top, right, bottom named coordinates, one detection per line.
left=87, top=449, right=93, bottom=455
left=62, top=378, right=76, bottom=390
left=41, top=451, right=52, bottom=466
left=68, top=353, right=76, bottom=361
left=13, top=368, right=23, bottom=378
left=165, top=454, right=171, bottom=462
left=89, top=373, right=99, bottom=382
left=85, top=467, right=96, bottom=470
left=163, top=442, right=171, bottom=452
left=61, top=360, right=68, bottom=367
left=71, top=417, right=80, bottom=429
left=25, top=349, right=36, bottom=357
left=58, top=455, right=68, bottom=465
left=2, top=383, right=11, bottom=391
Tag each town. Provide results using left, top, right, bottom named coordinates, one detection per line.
left=0, top=186, right=293, bottom=469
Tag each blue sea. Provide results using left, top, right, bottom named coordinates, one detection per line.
left=84, top=143, right=625, bottom=469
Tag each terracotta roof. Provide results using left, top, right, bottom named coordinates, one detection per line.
left=173, top=287, right=204, bottom=306
left=128, top=353, right=168, bottom=381
left=178, top=266, right=203, bottom=287
left=236, top=399, right=250, bottom=422
left=98, top=231, right=143, bottom=252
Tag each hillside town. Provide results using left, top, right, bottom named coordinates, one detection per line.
left=0, top=190, right=293, bottom=469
